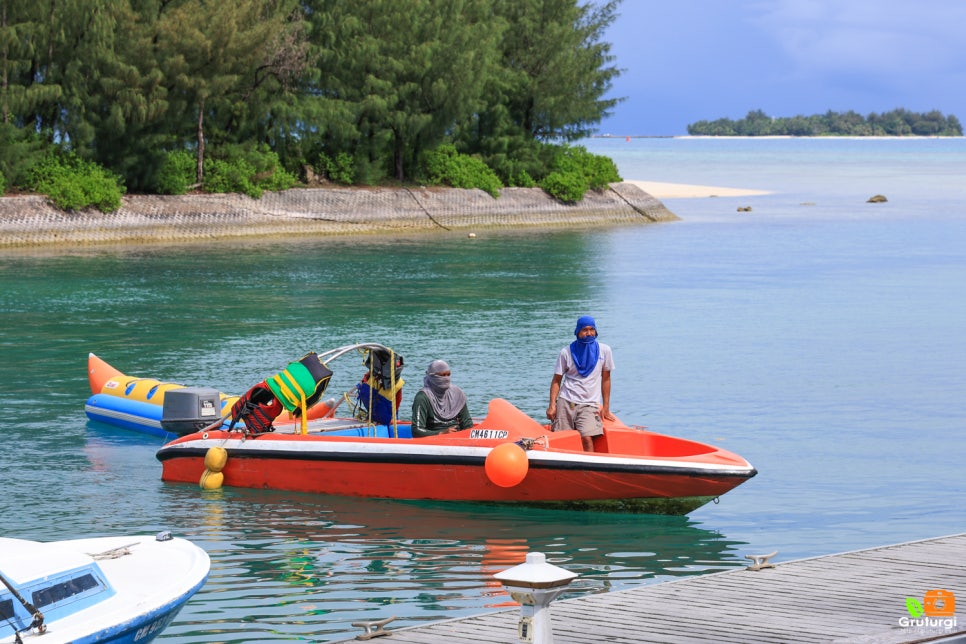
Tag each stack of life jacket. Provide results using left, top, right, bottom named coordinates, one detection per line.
left=355, top=347, right=404, bottom=426
left=229, top=352, right=333, bottom=434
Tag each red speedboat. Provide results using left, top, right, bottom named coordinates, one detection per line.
left=86, top=346, right=756, bottom=514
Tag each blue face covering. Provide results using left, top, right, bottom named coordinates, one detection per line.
left=569, top=316, right=599, bottom=377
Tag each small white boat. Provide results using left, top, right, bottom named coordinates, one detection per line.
left=0, top=532, right=209, bottom=644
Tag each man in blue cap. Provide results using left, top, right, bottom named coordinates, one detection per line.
left=546, top=315, right=615, bottom=452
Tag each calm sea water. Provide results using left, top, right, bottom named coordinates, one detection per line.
left=1, top=137, right=963, bottom=642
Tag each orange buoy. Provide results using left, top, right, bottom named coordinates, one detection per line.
left=485, top=443, right=529, bottom=487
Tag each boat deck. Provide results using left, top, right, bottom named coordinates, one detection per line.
left=336, top=533, right=966, bottom=643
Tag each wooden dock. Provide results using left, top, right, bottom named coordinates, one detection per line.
left=337, top=533, right=966, bottom=643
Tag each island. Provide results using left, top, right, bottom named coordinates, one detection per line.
left=687, top=109, right=962, bottom=137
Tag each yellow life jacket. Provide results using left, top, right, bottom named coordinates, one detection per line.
left=266, top=352, right=333, bottom=433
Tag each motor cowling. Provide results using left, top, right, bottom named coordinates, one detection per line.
left=161, top=387, right=224, bottom=435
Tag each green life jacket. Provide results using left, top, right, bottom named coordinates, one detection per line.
left=266, top=353, right=333, bottom=422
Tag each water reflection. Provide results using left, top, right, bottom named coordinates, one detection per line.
left=69, top=402, right=752, bottom=641
left=145, top=485, right=746, bottom=642
left=5, top=140, right=965, bottom=641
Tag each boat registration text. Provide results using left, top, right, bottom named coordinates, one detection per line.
left=470, top=429, right=509, bottom=439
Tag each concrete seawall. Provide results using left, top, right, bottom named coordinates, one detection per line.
left=0, top=182, right=677, bottom=248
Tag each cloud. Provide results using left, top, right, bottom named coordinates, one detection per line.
left=752, top=0, right=966, bottom=78
left=598, top=0, right=966, bottom=134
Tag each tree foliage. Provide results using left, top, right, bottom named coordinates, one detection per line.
left=22, top=152, right=124, bottom=212
left=539, top=145, right=621, bottom=203
left=456, top=0, right=621, bottom=185
left=421, top=144, right=503, bottom=197
left=688, top=109, right=963, bottom=137
left=0, top=121, right=46, bottom=188
left=305, top=0, right=505, bottom=182
left=1, top=0, right=625, bottom=204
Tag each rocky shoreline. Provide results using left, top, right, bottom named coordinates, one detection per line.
left=0, top=182, right=677, bottom=248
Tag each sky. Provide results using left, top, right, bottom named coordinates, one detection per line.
left=597, top=0, right=966, bottom=136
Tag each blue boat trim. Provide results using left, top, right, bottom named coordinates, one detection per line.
left=68, top=571, right=209, bottom=644
left=1, top=537, right=209, bottom=644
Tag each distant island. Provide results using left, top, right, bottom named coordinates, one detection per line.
left=687, top=109, right=962, bottom=137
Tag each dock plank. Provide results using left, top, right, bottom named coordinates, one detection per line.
left=335, top=534, right=966, bottom=643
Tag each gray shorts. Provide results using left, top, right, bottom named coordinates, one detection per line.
left=552, top=397, right=603, bottom=437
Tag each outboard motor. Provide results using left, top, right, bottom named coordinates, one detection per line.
left=161, top=387, right=224, bottom=435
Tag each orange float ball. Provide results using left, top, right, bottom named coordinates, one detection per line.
left=485, top=443, right=529, bottom=487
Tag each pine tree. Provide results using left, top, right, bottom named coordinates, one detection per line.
left=306, top=0, right=501, bottom=182
left=154, top=0, right=304, bottom=185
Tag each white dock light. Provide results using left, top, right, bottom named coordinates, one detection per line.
left=493, top=552, right=577, bottom=644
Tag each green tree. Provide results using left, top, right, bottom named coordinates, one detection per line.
left=911, top=109, right=947, bottom=136
left=73, top=1, right=172, bottom=191
left=154, top=0, right=306, bottom=186
left=458, top=0, right=621, bottom=183
left=0, top=122, right=45, bottom=187
left=0, top=0, right=63, bottom=128
left=3, top=0, right=169, bottom=188
left=0, top=0, right=103, bottom=140
left=688, top=108, right=962, bottom=136
left=945, top=114, right=963, bottom=136
left=735, top=109, right=772, bottom=136
left=0, top=0, right=56, bottom=185
left=308, top=0, right=501, bottom=182
left=0, top=0, right=634, bottom=198
left=494, top=0, right=620, bottom=141
left=687, top=118, right=735, bottom=136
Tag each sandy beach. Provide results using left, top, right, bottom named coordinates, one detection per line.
left=628, top=180, right=771, bottom=198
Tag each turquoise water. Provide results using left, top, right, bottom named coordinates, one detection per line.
left=1, top=138, right=964, bottom=641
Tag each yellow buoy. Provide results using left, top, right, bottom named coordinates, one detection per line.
left=204, top=446, right=228, bottom=472
left=199, top=446, right=228, bottom=489
left=199, top=470, right=224, bottom=490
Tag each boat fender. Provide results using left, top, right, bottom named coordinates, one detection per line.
left=485, top=443, right=529, bottom=488
left=199, top=447, right=228, bottom=490
left=199, top=469, right=224, bottom=490
left=204, top=446, right=228, bottom=471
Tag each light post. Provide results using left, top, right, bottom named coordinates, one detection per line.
left=493, top=552, right=577, bottom=643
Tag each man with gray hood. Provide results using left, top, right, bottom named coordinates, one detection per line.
left=411, top=360, right=473, bottom=437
